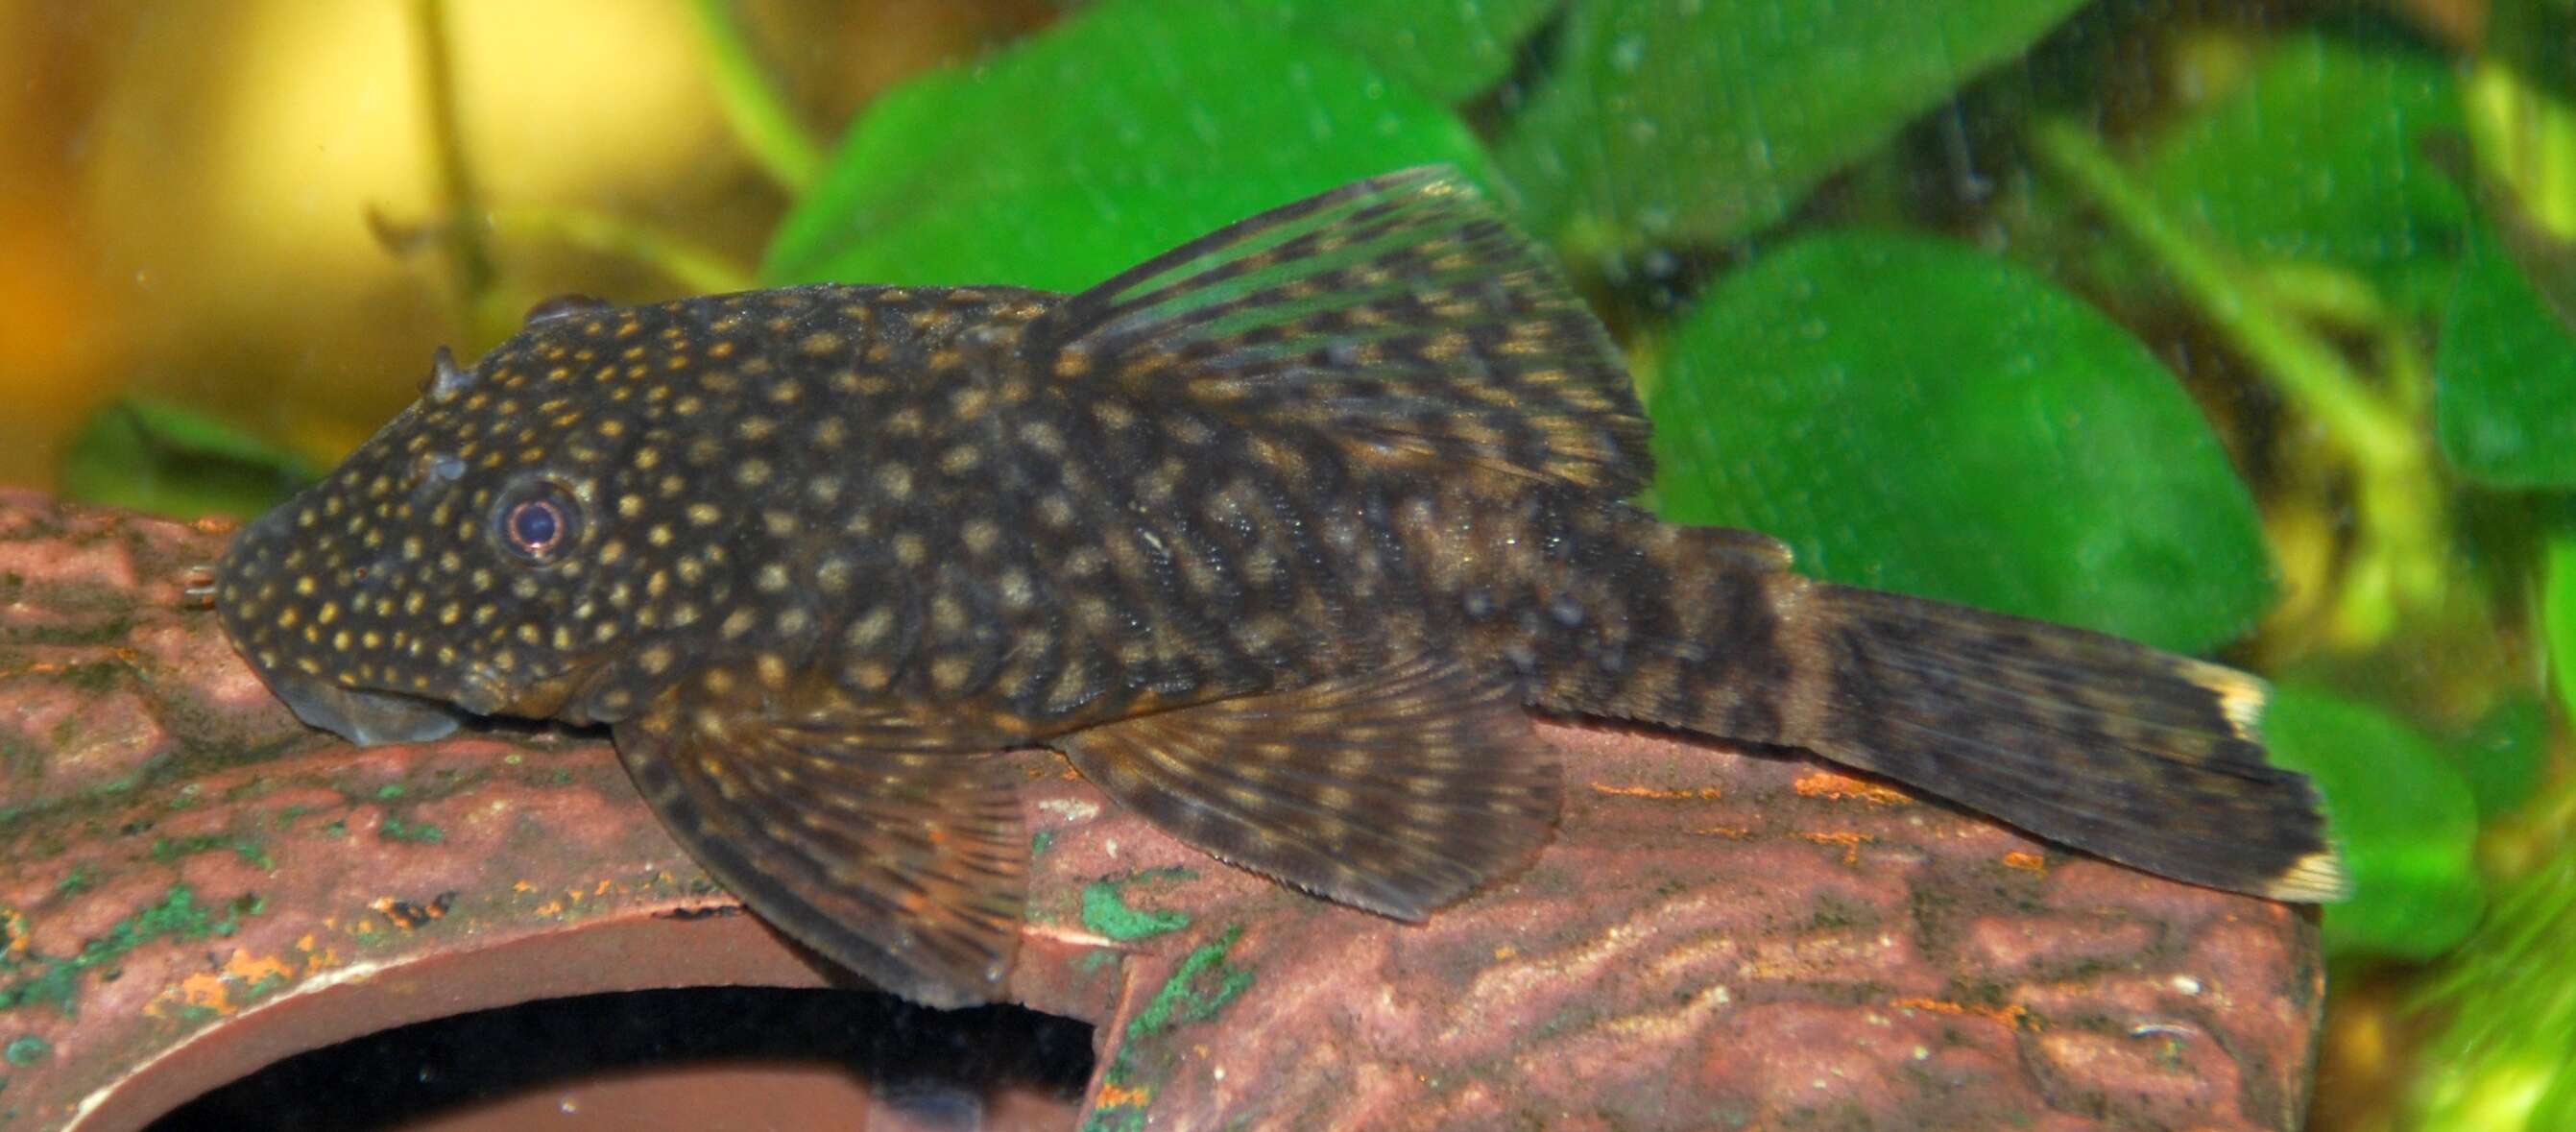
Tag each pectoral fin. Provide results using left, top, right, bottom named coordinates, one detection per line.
left=613, top=685, right=1026, bottom=1008
left=1054, top=654, right=1559, bottom=919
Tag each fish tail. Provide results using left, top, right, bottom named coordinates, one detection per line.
left=1531, top=521, right=2347, bottom=903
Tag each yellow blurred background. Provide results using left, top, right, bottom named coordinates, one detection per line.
left=0, top=0, right=1050, bottom=490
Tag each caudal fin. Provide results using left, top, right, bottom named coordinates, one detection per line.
left=1790, top=583, right=2347, bottom=902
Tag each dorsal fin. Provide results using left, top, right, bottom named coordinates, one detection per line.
left=1025, top=168, right=1652, bottom=496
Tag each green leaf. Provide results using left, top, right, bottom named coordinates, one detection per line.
left=1492, top=0, right=2088, bottom=263
left=2261, top=684, right=2484, bottom=961
left=2548, top=537, right=2576, bottom=720
left=2448, top=693, right=2549, bottom=821
left=2492, top=0, right=2576, bottom=110
left=1242, top=0, right=1561, bottom=105
left=763, top=0, right=1497, bottom=292
left=1649, top=231, right=2276, bottom=655
left=58, top=398, right=320, bottom=520
left=2436, top=217, right=2576, bottom=486
left=2143, top=32, right=2467, bottom=313
left=1649, top=230, right=2273, bottom=654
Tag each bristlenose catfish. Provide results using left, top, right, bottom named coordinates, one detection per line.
left=210, top=169, right=2347, bottom=1008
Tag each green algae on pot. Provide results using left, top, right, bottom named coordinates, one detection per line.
left=1088, top=925, right=1257, bottom=1132
left=1080, top=870, right=1195, bottom=944
left=0, top=885, right=265, bottom=1017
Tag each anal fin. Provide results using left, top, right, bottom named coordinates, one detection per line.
left=1053, top=653, right=1559, bottom=919
left=614, top=681, right=1027, bottom=1008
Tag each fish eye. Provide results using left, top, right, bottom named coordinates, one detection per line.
left=494, top=482, right=582, bottom=564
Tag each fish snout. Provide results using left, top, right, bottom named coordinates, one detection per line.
left=212, top=503, right=469, bottom=746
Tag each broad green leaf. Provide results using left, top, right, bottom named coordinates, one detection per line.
left=2145, top=32, right=2466, bottom=314
left=1492, top=0, right=2088, bottom=263
left=2262, top=684, right=2484, bottom=960
left=1245, top=0, right=1561, bottom=104
left=1649, top=230, right=2272, bottom=653
left=2549, top=537, right=2576, bottom=719
left=58, top=398, right=320, bottom=520
left=764, top=0, right=1496, bottom=292
left=2449, top=693, right=2548, bottom=820
left=2437, top=217, right=2576, bottom=486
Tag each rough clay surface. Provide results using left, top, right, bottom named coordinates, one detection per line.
left=0, top=490, right=2323, bottom=1130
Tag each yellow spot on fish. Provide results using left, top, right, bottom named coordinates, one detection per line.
left=877, top=465, right=913, bottom=499
left=845, top=607, right=892, bottom=648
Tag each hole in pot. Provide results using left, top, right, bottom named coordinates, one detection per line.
left=151, top=986, right=1095, bottom=1131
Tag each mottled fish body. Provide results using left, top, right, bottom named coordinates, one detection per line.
left=216, top=170, right=2346, bottom=1008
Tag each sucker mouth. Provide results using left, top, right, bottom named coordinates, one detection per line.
left=453, top=661, right=517, bottom=717
left=265, top=672, right=467, bottom=747
left=246, top=657, right=534, bottom=747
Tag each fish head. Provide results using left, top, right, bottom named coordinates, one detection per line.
left=215, top=301, right=704, bottom=744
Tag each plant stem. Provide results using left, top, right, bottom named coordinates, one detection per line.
left=407, top=0, right=502, bottom=344
left=2031, top=120, right=2417, bottom=470
left=487, top=205, right=757, bottom=295
left=2405, top=777, right=2576, bottom=1130
left=687, top=0, right=824, bottom=196
left=2033, top=118, right=2449, bottom=649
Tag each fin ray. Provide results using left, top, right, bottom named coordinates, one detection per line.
left=614, top=685, right=1027, bottom=1008
left=1026, top=167, right=1651, bottom=495
left=1801, top=584, right=2349, bottom=902
left=1053, top=652, right=1560, bottom=920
